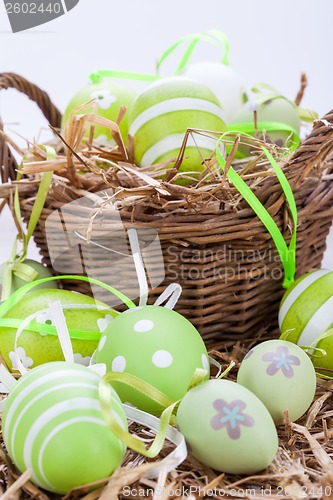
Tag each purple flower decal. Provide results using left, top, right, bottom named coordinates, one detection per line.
left=262, top=345, right=300, bottom=378
left=211, top=399, right=255, bottom=439
left=244, top=349, right=254, bottom=360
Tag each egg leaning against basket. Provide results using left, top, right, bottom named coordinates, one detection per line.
left=279, top=269, right=333, bottom=377
left=0, top=289, right=118, bottom=371
left=128, top=76, right=227, bottom=175
left=94, top=305, right=210, bottom=415
left=62, top=79, right=137, bottom=145
left=1, top=362, right=127, bottom=495
left=176, top=378, right=278, bottom=474
left=231, top=97, right=301, bottom=157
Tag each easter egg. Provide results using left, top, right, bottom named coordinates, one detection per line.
left=94, top=305, right=209, bottom=414
left=237, top=340, right=316, bottom=425
left=0, top=259, right=57, bottom=297
left=62, top=79, right=136, bottom=144
left=279, top=269, right=333, bottom=376
left=231, top=97, right=300, bottom=156
left=128, top=76, right=227, bottom=173
left=176, top=378, right=278, bottom=474
left=2, top=362, right=127, bottom=494
left=181, top=62, right=245, bottom=121
left=0, top=289, right=117, bottom=371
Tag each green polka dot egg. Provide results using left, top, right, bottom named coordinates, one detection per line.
left=176, top=379, right=278, bottom=474
left=62, top=78, right=136, bottom=145
left=94, top=305, right=210, bottom=414
left=2, top=362, right=127, bottom=494
left=0, top=289, right=117, bottom=371
left=279, top=269, right=333, bottom=377
left=128, top=76, right=227, bottom=174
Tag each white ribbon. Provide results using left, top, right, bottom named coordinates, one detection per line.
left=128, top=228, right=149, bottom=308
left=154, top=283, right=182, bottom=310
left=49, top=300, right=74, bottom=364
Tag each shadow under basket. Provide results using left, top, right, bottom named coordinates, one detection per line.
left=1, top=73, right=333, bottom=350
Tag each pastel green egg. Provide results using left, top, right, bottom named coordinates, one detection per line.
left=128, top=76, right=227, bottom=174
left=2, top=362, right=127, bottom=494
left=0, top=259, right=58, bottom=297
left=62, top=79, right=136, bottom=145
left=176, top=378, right=278, bottom=474
left=231, top=97, right=300, bottom=157
left=0, top=289, right=118, bottom=371
left=279, top=269, right=333, bottom=377
left=181, top=62, right=245, bottom=121
left=237, top=340, right=316, bottom=425
left=94, top=305, right=209, bottom=414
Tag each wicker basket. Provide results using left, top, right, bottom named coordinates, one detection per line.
left=1, top=72, right=333, bottom=350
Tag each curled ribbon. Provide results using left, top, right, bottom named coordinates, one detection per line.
left=1, top=145, right=56, bottom=301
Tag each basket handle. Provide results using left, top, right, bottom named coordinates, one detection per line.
left=0, top=72, right=62, bottom=182
left=287, top=109, right=333, bottom=179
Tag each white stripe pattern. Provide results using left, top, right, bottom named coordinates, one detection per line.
left=3, top=368, right=100, bottom=443
left=141, top=134, right=220, bottom=167
left=278, top=269, right=331, bottom=328
left=23, top=398, right=102, bottom=476
left=129, top=97, right=226, bottom=136
left=37, top=416, right=109, bottom=491
left=9, top=381, right=98, bottom=462
left=298, top=295, right=333, bottom=347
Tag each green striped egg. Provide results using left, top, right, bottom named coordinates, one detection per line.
left=279, top=269, right=333, bottom=376
left=2, top=362, right=127, bottom=494
left=129, top=76, right=227, bottom=173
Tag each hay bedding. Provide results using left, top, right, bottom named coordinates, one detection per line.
left=1, top=340, right=333, bottom=500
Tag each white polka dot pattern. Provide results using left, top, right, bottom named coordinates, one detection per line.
left=152, top=350, right=173, bottom=368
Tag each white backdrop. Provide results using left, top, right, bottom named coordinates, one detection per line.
left=0, top=0, right=333, bottom=265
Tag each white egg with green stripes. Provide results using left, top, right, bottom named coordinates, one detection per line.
left=129, top=76, right=227, bottom=175
left=2, top=362, right=127, bottom=494
left=279, top=269, right=333, bottom=376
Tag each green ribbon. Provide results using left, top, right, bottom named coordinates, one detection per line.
left=157, top=29, right=230, bottom=75
left=98, top=365, right=211, bottom=457
left=228, top=121, right=300, bottom=155
left=89, top=69, right=157, bottom=85
left=216, top=132, right=297, bottom=289
left=89, top=30, right=231, bottom=88
left=1, top=146, right=56, bottom=301
left=0, top=275, right=136, bottom=340
left=99, top=372, right=180, bottom=458
left=252, top=82, right=318, bottom=123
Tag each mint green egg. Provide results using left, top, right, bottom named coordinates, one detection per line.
left=62, top=80, right=136, bottom=145
left=0, top=289, right=118, bottom=371
left=177, top=378, right=278, bottom=474
left=279, top=269, right=333, bottom=377
left=128, top=76, right=227, bottom=174
left=0, top=259, right=57, bottom=297
left=94, top=305, right=209, bottom=414
left=2, top=362, right=127, bottom=494
left=231, top=97, right=300, bottom=157
left=237, top=340, right=316, bottom=425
